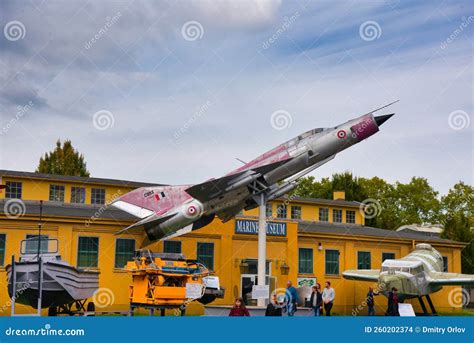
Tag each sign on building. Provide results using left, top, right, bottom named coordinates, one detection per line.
left=235, top=220, right=287, bottom=237
left=297, top=277, right=317, bottom=288
left=251, top=285, right=270, bottom=299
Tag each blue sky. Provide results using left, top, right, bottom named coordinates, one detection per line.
left=0, top=0, right=472, bottom=195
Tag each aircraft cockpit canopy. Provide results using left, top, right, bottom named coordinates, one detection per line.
left=381, top=259, right=424, bottom=275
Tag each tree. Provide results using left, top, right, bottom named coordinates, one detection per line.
left=294, top=172, right=367, bottom=201
left=393, top=177, right=441, bottom=226
left=36, top=139, right=90, bottom=177
left=440, top=182, right=474, bottom=273
left=359, top=176, right=399, bottom=229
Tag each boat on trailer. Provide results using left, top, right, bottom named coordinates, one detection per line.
left=6, top=238, right=99, bottom=316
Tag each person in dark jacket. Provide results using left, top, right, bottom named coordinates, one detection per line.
left=265, top=294, right=282, bottom=316
left=386, top=287, right=400, bottom=316
left=309, top=284, right=323, bottom=316
left=229, top=297, right=250, bottom=316
left=367, top=286, right=375, bottom=316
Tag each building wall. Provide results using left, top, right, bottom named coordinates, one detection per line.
left=0, top=173, right=465, bottom=315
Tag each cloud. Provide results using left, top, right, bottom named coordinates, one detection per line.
left=0, top=0, right=471, bottom=195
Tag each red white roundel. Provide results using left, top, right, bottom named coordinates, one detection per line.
left=187, top=205, right=197, bottom=216
left=337, top=130, right=346, bottom=139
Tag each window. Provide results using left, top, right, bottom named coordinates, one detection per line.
left=25, top=234, right=49, bottom=254
left=319, top=208, right=329, bottom=222
left=333, top=209, right=342, bottom=223
left=325, top=249, right=339, bottom=275
left=91, top=188, right=106, bottom=205
left=346, top=210, right=355, bottom=223
left=164, top=240, right=182, bottom=254
left=0, top=234, right=5, bottom=266
left=298, top=248, right=313, bottom=274
left=358, top=251, right=371, bottom=269
left=442, top=256, right=448, bottom=272
left=276, top=204, right=287, bottom=219
left=197, top=242, right=214, bottom=270
left=265, top=204, right=273, bottom=218
left=382, top=252, right=395, bottom=262
left=71, top=187, right=86, bottom=204
left=115, top=239, right=135, bottom=268
left=49, top=185, right=65, bottom=202
left=291, top=206, right=302, bottom=220
left=244, top=259, right=271, bottom=275
left=77, top=237, right=99, bottom=268
left=5, top=181, right=22, bottom=199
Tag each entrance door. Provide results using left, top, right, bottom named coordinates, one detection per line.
left=241, top=274, right=256, bottom=306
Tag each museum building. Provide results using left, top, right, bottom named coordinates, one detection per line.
left=0, top=170, right=465, bottom=315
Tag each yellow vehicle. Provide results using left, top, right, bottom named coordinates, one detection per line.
left=125, top=250, right=224, bottom=316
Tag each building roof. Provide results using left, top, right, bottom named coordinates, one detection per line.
left=0, top=199, right=137, bottom=222
left=298, top=221, right=462, bottom=245
left=396, top=223, right=444, bottom=235
left=0, top=169, right=163, bottom=188
left=276, top=196, right=362, bottom=208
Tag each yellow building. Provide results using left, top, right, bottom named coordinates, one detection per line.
left=0, top=170, right=465, bottom=315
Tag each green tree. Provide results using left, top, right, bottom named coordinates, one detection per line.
left=359, top=176, right=399, bottom=229
left=440, top=182, right=474, bottom=273
left=294, top=172, right=367, bottom=201
left=36, top=139, right=90, bottom=177
left=393, top=177, right=441, bottom=226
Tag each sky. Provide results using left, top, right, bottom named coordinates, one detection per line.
left=0, top=0, right=472, bottom=195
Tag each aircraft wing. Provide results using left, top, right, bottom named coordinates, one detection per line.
left=342, top=269, right=380, bottom=282
left=185, top=158, right=292, bottom=202
left=115, top=213, right=177, bottom=235
left=427, top=271, right=474, bottom=286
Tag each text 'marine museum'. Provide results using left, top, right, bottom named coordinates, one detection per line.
left=0, top=170, right=465, bottom=315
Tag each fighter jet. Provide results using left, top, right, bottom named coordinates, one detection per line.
left=343, top=243, right=474, bottom=314
left=112, top=102, right=397, bottom=244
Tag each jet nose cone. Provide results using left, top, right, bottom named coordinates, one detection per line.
left=374, top=113, right=394, bottom=127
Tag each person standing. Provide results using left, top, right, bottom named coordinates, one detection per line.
left=285, top=281, right=299, bottom=316
left=322, top=281, right=335, bottom=316
left=265, top=294, right=282, bottom=316
left=386, top=287, right=400, bottom=316
left=366, top=286, right=375, bottom=316
left=309, top=284, right=323, bottom=316
left=229, top=297, right=250, bottom=316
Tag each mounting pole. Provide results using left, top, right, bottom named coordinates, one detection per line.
left=37, top=200, right=43, bottom=315
left=257, top=193, right=267, bottom=307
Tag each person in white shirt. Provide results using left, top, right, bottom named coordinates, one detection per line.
left=322, top=281, right=335, bottom=316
